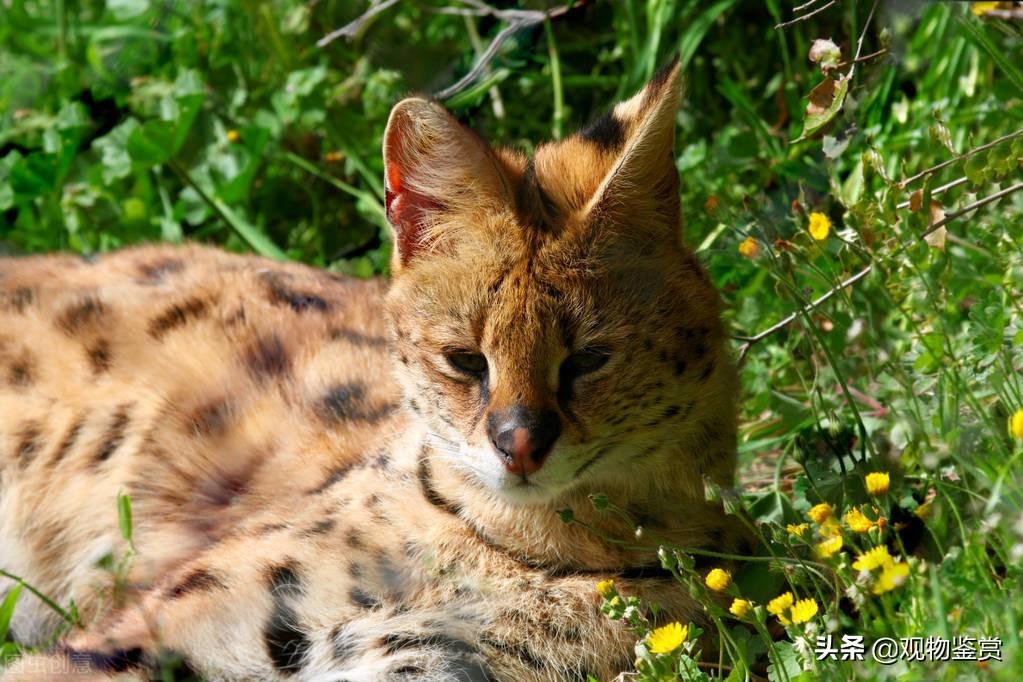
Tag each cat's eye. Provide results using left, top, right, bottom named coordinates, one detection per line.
left=562, top=348, right=611, bottom=378
left=446, top=351, right=488, bottom=376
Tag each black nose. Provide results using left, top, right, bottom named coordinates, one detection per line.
left=486, top=407, right=562, bottom=476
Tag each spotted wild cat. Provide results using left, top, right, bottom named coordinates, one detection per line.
left=0, top=60, right=746, bottom=681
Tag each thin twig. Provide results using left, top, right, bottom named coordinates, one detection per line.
left=922, top=181, right=1023, bottom=239
left=736, top=266, right=873, bottom=361
left=834, top=47, right=887, bottom=70
left=848, top=0, right=880, bottom=78
left=774, top=0, right=837, bottom=30
left=898, top=127, right=1023, bottom=188
left=793, top=0, right=828, bottom=12
left=316, top=0, right=401, bottom=47
left=435, top=20, right=525, bottom=99
left=895, top=176, right=968, bottom=209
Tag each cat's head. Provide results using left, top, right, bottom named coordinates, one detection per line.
left=383, top=60, right=737, bottom=505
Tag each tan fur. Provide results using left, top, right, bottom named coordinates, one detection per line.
left=0, top=62, right=745, bottom=681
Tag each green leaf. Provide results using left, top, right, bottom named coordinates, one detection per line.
left=92, top=119, right=139, bottom=185
left=127, top=120, right=177, bottom=166
left=118, top=491, right=133, bottom=543
left=678, top=0, right=738, bottom=71
left=795, top=76, right=849, bottom=142
left=957, top=15, right=1023, bottom=95
left=10, top=152, right=59, bottom=198
left=0, top=584, right=23, bottom=642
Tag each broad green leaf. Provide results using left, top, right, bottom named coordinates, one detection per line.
left=795, top=76, right=849, bottom=142
left=127, top=120, right=176, bottom=166
left=10, top=152, right=58, bottom=198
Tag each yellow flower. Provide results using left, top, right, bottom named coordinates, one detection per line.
left=807, top=503, right=834, bottom=524
left=738, top=236, right=759, bottom=258
left=808, top=211, right=831, bottom=240
left=852, top=545, right=893, bottom=572
left=819, top=518, right=842, bottom=537
left=226, top=129, right=241, bottom=143
left=729, top=598, right=752, bottom=618
left=596, top=579, right=615, bottom=598
left=914, top=502, right=932, bottom=520
left=786, top=523, right=809, bottom=536
left=705, top=568, right=731, bottom=592
left=815, top=535, right=843, bottom=559
left=1009, top=409, right=1023, bottom=439
left=647, top=622, right=687, bottom=654
left=790, top=598, right=819, bottom=624
left=971, top=2, right=1000, bottom=16
left=872, top=561, right=910, bottom=594
left=845, top=508, right=875, bottom=533
left=865, top=472, right=890, bottom=496
left=767, top=592, right=795, bottom=624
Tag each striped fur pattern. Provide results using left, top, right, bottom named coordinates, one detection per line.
left=0, top=61, right=744, bottom=681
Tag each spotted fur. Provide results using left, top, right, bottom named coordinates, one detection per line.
left=0, top=60, right=746, bottom=681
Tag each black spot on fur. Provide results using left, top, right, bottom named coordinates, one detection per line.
left=186, top=399, right=232, bottom=437
left=698, top=360, right=715, bottom=382
left=318, top=382, right=395, bottom=424
left=63, top=646, right=144, bottom=673
left=302, top=518, right=336, bottom=537
left=331, top=624, right=358, bottom=664
left=94, top=405, right=131, bottom=465
left=138, top=258, right=184, bottom=283
left=170, top=567, right=227, bottom=599
left=57, top=297, right=107, bottom=335
left=15, top=422, right=42, bottom=466
left=262, top=558, right=311, bottom=673
left=329, top=327, right=388, bottom=348
left=673, top=359, right=687, bottom=376
left=245, top=334, right=290, bottom=379
left=481, top=636, right=546, bottom=671
left=345, top=528, right=364, bottom=549
left=87, top=339, right=112, bottom=374
left=8, top=352, right=34, bottom=387
left=51, top=416, right=85, bottom=465
left=580, top=112, right=625, bottom=151
left=263, top=273, right=330, bottom=313
left=148, top=296, right=210, bottom=339
left=308, top=462, right=356, bottom=495
left=256, top=522, right=290, bottom=535
left=350, top=586, right=380, bottom=609
left=1, top=287, right=34, bottom=313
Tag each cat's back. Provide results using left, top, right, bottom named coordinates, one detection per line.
left=0, top=243, right=402, bottom=640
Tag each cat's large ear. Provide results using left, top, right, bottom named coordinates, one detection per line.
left=383, top=98, right=509, bottom=270
left=583, top=58, right=682, bottom=234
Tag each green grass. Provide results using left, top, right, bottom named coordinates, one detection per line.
left=2, top=0, right=1023, bottom=679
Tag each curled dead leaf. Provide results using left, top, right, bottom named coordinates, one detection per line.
left=924, top=201, right=946, bottom=250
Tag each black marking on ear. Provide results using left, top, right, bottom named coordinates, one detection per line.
left=57, top=297, right=107, bottom=335
left=87, top=339, right=112, bottom=374
left=138, top=258, right=185, bottom=283
left=642, top=57, right=679, bottom=110
left=262, top=272, right=330, bottom=313
left=516, top=158, right=560, bottom=229
left=148, top=296, right=210, bottom=340
left=51, top=415, right=85, bottom=465
left=170, top=567, right=227, bottom=599
left=245, top=334, right=290, bottom=379
left=264, top=558, right=311, bottom=674
left=1, top=287, right=34, bottom=313
left=94, top=405, right=131, bottom=465
left=330, top=328, right=389, bottom=348
left=580, top=112, right=625, bottom=151
left=350, top=586, right=381, bottom=609
left=15, top=422, right=42, bottom=466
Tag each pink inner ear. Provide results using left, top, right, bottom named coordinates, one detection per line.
left=385, top=165, right=441, bottom=266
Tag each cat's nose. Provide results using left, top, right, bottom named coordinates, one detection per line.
left=487, top=407, right=562, bottom=476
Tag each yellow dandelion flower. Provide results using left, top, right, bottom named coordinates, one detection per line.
left=845, top=508, right=875, bottom=533
left=790, top=598, right=819, bottom=624
left=705, top=568, right=731, bottom=592
left=807, top=503, right=834, bottom=525
left=767, top=592, right=794, bottom=624
left=852, top=545, right=893, bottom=572
left=738, top=236, right=759, bottom=258
left=786, top=523, right=809, bottom=536
left=226, top=129, right=241, bottom=143
left=1009, top=409, right=1023, bottom=439
left=872, top=561, right=910, bottom=595
left=971, top=2, right=1000, bottom=16
left=815, top=535, right=843, bottom=559
left=647, top=622, right=687, bottom=654
left=596, top=579, right=615, bottom=598
left=865, top=472, right=890, bottom=496
left=729, top=598, right=752, bottom=618
left=808, top=212, right=831, bottom=241
left=819, top=518, right=842, bottom=537
left=914, top=502, right=932, bottom=520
